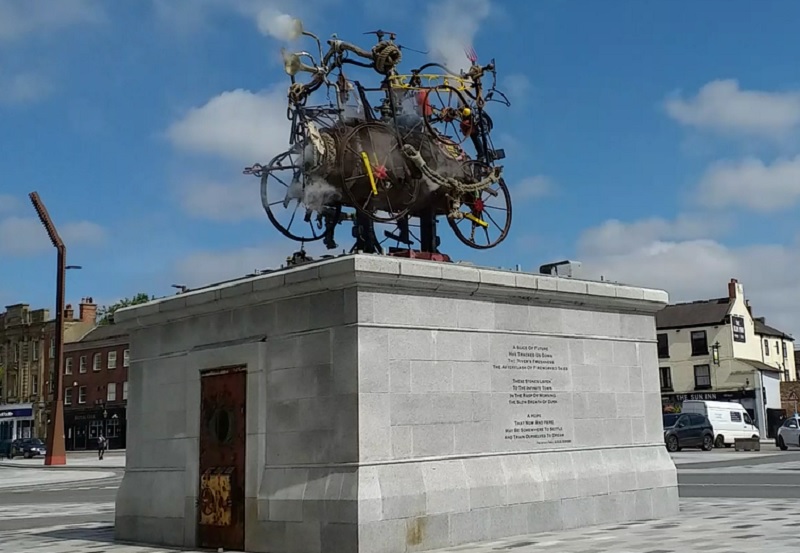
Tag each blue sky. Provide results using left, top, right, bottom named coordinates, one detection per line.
left=3, top=0, right=800, bottom=336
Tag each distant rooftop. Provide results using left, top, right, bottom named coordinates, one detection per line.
left=655, top=297, right=731, bottom=330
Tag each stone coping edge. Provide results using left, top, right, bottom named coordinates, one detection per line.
left=114, top=254, right=668, bottom=328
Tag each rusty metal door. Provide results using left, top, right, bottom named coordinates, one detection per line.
left=197, top=366, right=247, bottom=551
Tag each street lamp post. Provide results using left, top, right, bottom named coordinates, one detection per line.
left=29, top=192, right=67, bottom=466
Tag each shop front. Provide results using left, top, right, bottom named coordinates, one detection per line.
left=661, top=390, right=756, bottom=414
left=64, top=405, right=126, bottom=451
left=0, top=403, right=36, bottom=440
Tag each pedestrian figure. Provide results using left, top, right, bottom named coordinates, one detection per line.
left=97, top=434, right=107, bottom=460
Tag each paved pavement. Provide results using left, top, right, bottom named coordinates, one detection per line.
left=1, top=448, right=799, bottom=552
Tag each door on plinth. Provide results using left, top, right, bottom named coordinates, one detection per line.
left=197, top=366, right=247, bottom=551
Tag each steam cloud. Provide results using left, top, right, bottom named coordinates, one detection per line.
left=256, top=8, right=301, bottom=41
left=302, top=176, right=341, bottom=213
left=424, top=0, right=492, bottom=74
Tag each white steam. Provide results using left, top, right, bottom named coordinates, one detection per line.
left=303, top=176, right=341, bottom=213
left=424, top=0, right=491, bottom=74
left=256, top=9, right=302, bottom=41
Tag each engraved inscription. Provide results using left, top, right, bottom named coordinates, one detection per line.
left=491, top=338, right=574, bottom=449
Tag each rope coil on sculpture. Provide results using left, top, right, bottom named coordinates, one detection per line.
left=372, top=41, right=402, bottom=75
left=401, top=144, right=502, bottom=193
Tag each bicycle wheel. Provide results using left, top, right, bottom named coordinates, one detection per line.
left=447, top=161, right=512, bottom=249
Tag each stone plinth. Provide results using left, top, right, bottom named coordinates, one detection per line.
left=113, top=254, right=677, bottom=553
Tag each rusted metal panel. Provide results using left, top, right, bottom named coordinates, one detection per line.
left=197, top=367, right=247, bottom=551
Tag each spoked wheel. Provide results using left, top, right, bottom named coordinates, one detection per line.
left=260, top=149, right=342, bottom=242
left=421, top=85, right=472, bottom=146
left=701, top=434, right=713, bottom=451
left=340, top=122, right=419, bottom=223
left=666, top=435, right=679, bottom=452
left=448, top=161, right=512, bottom=249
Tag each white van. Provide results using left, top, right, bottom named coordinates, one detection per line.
left=681, top=400, right=759, bottom=448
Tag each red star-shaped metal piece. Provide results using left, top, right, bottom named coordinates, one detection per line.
left=373, top=164, right=388, bottom=180
left=472, top=197, right=485, bottom=213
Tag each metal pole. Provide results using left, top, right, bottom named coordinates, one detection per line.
left=29, top=192, right=67, bottom=466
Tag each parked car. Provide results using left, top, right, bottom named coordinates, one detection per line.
left=0, top=439, right=11, bottom=459
left=8, top=438, right=47, bottom=459
left=776, top=415, right=800, bottom=450
left=681, top=400, right=760, bottom=448
left=663, top=412, right=715, bottom=452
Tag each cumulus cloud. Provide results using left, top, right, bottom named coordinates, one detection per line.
left=165, top=86, right=291, bottom=165
left=577, top=213, right=731, bottom=256
left=177, top=178, right=264, bottom=222
left=694, top=155, right=800, bottom=213
left=512, top=175, right=554, bottom=202
left=665, top=79, right=800, bottom=138
left=0, top=216, right=107, bottom=256
left=576, top=217, right=800, bottom=337
left=173, top=244, right=297, bottom=287
left=0, top=0, right=104, bottom=41
left=424, top=0, right=492, bottom=74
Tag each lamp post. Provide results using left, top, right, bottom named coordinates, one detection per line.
left=711, top=341, right=721, bottom=365
left=29, top=192, right=67, bottom=466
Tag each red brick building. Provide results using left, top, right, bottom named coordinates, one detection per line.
left=62, top=323, right=129, bottom=450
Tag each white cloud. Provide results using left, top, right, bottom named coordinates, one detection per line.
left=173, top=244, right=295, bottom=287
left=576, top=218, right=800, bottom=337
left=694, top=155, right=800, bottom=212
left=577, top=213, right=731, bottom=256
left=0, top=216, right=106, bottom=256
left=165, top=87, right=291, bottom=165
left=512, top=175, right=554, bottom=202
left=665, top=79, right=800, bottom=138
left=424, top=0, right=492, bottom=74
left=0, top=72, right=52, bottom=106
left=178, top=178, right=264, bottom=222
left=0, top=0, right=104, bottom=41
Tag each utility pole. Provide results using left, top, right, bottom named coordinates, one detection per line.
left=29, top=192, right=67, bottom=466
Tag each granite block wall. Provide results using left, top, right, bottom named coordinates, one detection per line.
left=114, top=255, right=676, bottom=553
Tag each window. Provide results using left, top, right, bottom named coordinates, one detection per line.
left=123, top=349, right=130, bottom=368
left=79, top=356, right=87, bottom=373
left=694, top=364, right=711, bottom=390
left=123, top=381, right=129, bottom=401
left=730, top=411, right=742, bottom=422
left=78, top=386, right=87, bottom=404
left=688, top=414, right=705, bottom=426
left=657, top=334, right=669, bottom=358
left=89, top=420, right=103, bottom=439
left=744, top=412, right=754, bottom=425
left=32, top=340, right=39, bottom=361
left=31, top=375, right=38, bottom=396
left=65, top=388, right=73, bottom=405
left=764, top=339, right=770, bottom=356
left=65, top=357, right=73, bottom=375
left=691, top=331, right=708, bottom=356
left=93, top=353, right=102, bottom=371
left=108, top=351, right=117, bottom=369
left=107, top=418, right=119, bottom=438
left=107, top=383, right=117, bottom=402
left=659, top=367, right=673, bottom=391
left=783, top=341, right=788, bottom=359
left=49, top=338, right=54, bottom=358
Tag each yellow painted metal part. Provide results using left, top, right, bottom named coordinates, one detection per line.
left=360, top=151, right=379, bottom=195
left=465, top=213, right=488, bottom=227
left=388, top=74, right=471, bottom=91
left=199, top=469, right=233, bottom=527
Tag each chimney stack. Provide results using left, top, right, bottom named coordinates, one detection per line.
left=746, top=299, right=753, bottom=315
left=64, top=304, right=74, bottom=320
left=728, top=278, right=739, bottom=299
left=79, top=297, right=97, bottom=324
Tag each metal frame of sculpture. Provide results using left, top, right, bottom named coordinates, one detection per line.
left=244, top=22, right=513, bottom=259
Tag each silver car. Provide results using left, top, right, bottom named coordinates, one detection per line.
left=776, top=415, right=800, bottom=450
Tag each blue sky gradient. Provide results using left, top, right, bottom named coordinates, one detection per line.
left=3, top=0, right=800, bottom=335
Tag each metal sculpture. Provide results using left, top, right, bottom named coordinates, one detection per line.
left=244, top=21, right=513, bottom=258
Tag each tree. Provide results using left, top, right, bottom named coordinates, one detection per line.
left=97, top=293, right=155, bottom=325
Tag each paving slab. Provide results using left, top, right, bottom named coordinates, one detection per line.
left=0, top=499, right=797, bottom=552
left=0, top=452, right=125, bottom=469
left=0, top=468, right=115, bottom=489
